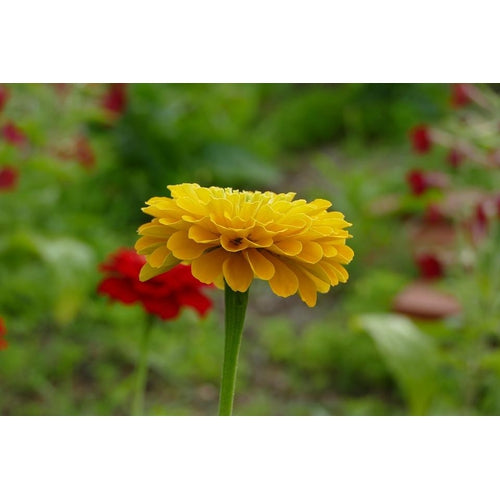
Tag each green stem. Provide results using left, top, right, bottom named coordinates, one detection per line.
left=218, top=283, right=249, bottom=416
left=132, top=314, right=155, bottom=416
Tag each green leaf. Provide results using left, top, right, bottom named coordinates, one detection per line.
left=356, top=313, right=440, bottom=415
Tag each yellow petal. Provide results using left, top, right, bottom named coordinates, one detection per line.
left=271, top=239, right=303, bottom=256
left=213, top=275, right=225, bottom=290
left=244, top=249, right=275, bottom=280
left=295, top=269, right=318, bottom=307
left=297, top=241, right=323, bottom=263
left=137, top=221, right=172, bottom=238
left=336, top=245, right=354, bottom=264
left=310, top=198, right=332, bottom=210
left=327, top=261, right=349, bottom=282
left=176, top=197, right=207, bottom=216
left=248, top=225, right=276, bottom=245
left=147, top=245, right=172, bottom=268
left=135, top=236, right=163, bottom=255
left=318, top=261, right=340, bottom=286
left=191, top=248, right=228, bottom=284
left=188, top=224, right=219, bottom=244
left=139, top=257, right=179, bottom=282
left=298, top=261, right=331, bottom=284
left=168, top=183, right=200, bottom=199
left=266, top=254, right=299, bottom=298
left=167, top=231, right=209, bottom=260
left=322, top=244, right=338, bottom=258
left=222, top=253, right=254, bottom=292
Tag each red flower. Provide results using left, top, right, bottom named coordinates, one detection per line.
left=102, top=83, right=127, bottom=116
left=2, top=121, right=27, bottom=146
left=406, top=169, right=448, bottom=196
left=0, top=317, right=7, bottom=351
left=97, top=248, right=213, bottom=320
left=0, top=85, right=9, bottom=113
left=75, top=135, right=96, bottom=169
left=446, top=148, right=464, bottom=168
left=409, top=125, right=432, bottom=154
left=415, top=253, right=444, bottom=280
left=0, top=166, right=19, bottom=191
left=451, top=84, right=473, bottom=108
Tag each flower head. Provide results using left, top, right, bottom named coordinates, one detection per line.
left=0, top=317, right=7, bottom=350
left=98, top=248, right=212, bottom=320
left=0, top=166, right=19, bottom=191
left=409, top=125, right=432, bottom=154
left=2, top=121, right=27, bottom=146
left=102, top=83, right=127, bottom=117
left=136, top=183, right=354, bottom=307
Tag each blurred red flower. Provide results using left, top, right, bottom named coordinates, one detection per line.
left=409, top=125, right=432, bottom=154
left=406, top=169, right=448, bottom=196
left=446, top=148, right=464, bottom=168
left=0, top=166, right=19, bottom=191
left=2, top=121, right=27, bottom=146
left=451, top=84, right=473, bottom=108
left=102, top=83, right=127, bottom=116
left=415, top=253, right=444, bottom=280
left=97, top=248, right=213, bottom=320
left=0, top=85, right=9, bottom=113
left=0, top=317, right=7, bottom=350
left=75, top=135, right=96, bottom=169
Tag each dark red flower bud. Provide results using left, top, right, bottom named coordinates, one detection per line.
left=476, top=202, right=488, bottom=227
left=451, top=84, right=473, bottom=108
left=446, top=148, right=464, bottom=168
left=0, top=317, right=7, bottom=351
left=0, top=166, right=19, bottom=191
left=2, top=121, right=27, bottom=146
left=406, top=169, right=448, bottom=196
left=0, top=85, right=9, bottom=113
left=102, top=83, right=127, bottom=116
left=409, top=125, right=432, bottom=154
left=415, top=253, right=444, bottom=280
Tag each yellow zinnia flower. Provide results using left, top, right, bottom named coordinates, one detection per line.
left=136, top=183, right=353, bottom=307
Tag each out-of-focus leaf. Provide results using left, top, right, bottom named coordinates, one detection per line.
left=356, top=313, right=440, bottom=415
left=28, top=234, right=96, bottom=323
left=32, top=234, right=95, bottom=275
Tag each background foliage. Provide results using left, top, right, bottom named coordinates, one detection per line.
left=2, top=82, right=499, bottom=415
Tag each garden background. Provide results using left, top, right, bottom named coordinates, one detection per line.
left=2, top=83, right=500, bottom=416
